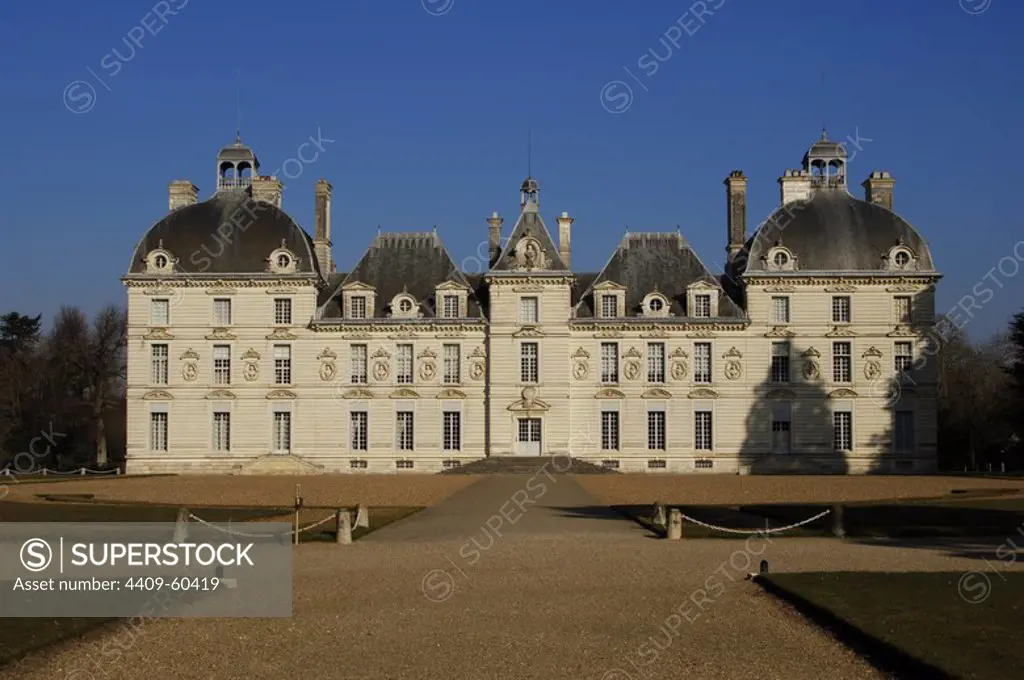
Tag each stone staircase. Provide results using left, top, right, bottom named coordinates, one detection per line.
left=440, top=456, right=617, bottom=475
left=232, top=454, right=325, bottom=475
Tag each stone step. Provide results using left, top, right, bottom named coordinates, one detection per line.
left=440, top=456, right=617, bottom=475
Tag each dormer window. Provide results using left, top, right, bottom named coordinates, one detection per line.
left=885, top=243, right=917, bottom=271
left=766, top=246, right=796, bottom=271
left=154, top=254, right=168, bottom=269
left=441, top=294, right=460, bottom=319
left=686, top=282, right=720, bottom=319
left=276, top=253, right=291, bottom=269
left=145, top=248, right=175, bottom=274
left=268, top=246, right=298, bottom=274
left=435, top=281, right=469, bottom=321
left=642, top=292, right=670, bottom=318
left=399, top=299, right=413, bottom=313
left=693, top=294, right=712, bottom=318
left=773, top=252, right=789, bottom=267
left=350, top=296, right=367, bottom=319
left=600, top=295, right=618, bottom=318
left=391, top=293, right=420, bottom=319
left=649, top=298, right=663, bottom=312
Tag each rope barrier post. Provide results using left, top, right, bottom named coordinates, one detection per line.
left=294, top=485, right=303, bottom=546
left=652, top=501, right=666, bottom=528
left=42, top=468, right=47, bottom=477
left=173, top=508, right=189, bottom=543
left=667, top=508, right=682, bottom=540
left=336, top=509, right=353, bottom=545
left=831, top=505, right=845, bottom=538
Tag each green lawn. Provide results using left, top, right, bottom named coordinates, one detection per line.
left=764, top=572, right=1024, bottom=679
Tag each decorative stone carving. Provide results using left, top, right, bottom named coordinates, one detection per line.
left=469, top=362, right=484, bottom=381
left=825, top=285, right=858, bottom=292
left=340, top=388, right=375, bottom=399
left=828, top=388, right=859, bottom=399
left=573, top=361, right=589, bottom=381
left=687, top=387, right=719, bottom=399
left=764, top=285, right=796, bottom=293
left=803, top=359, right=820, bottom=381
left=319, top=362, right=337, bottom=382
left=670, top=360, right=688, bottom=381
left=469, top=346, right=487, bottom=359
left=887, top=326, right=916, bottom=337
left=594, top=329, right=624, bottom=338
left=642, top=327, right=669, bottom=338
left=572, top=347, right=590, bottom=359
left=265, top=329, right=296, bottom=340
left=182, top=362, right=198, bottom=382
left=143, top=328, right=175, bottom=341
left=862, top=346, right=883, bottom=358
left=724, top=361, right=742, bottom=380
left=687, top=329, right=716, bottom=338
left=436, top=388, right=467, bottom=399
left=266, top=389, right=297, bottom=399
left=206, top=389, right=236, bottom=399
left=371, top=348, right=391, bottom=359
left=317, top=348, right=337, bottom=360
left=513, top=326, right=545, bottom=338
left=417, top=347, right=437, bottom=359
left=372, top=361, right=390, bottom=382
left=670, top=347, right=689, bottom=359
left=390, top=388, right=420, bottom=399
left=641, top=388, right=672, bottom=399
left=241, top=348, right=261, bottom=361
left=509, top=386, right=551, bottom=411
left=180, top=348, right=200, bottom=361
left=206, top=328, right=237, bottom=340
left=595, top=387, right=626, bottom=399
left=244, top=363, right=259, bottom=382
left=623, top=347, right=643, bottom=359
left=825, top=326, right=857, bottom=337
left=514, top=237, right=549, bottom=271
left=801, top=347, right=821, bottom=358
left=864, top=360, right=881, bottom=380
left=624, top=361, right=641, bottom=381
left=764, top=327, right=796, bottom=338
left=722, top=347, right=743, bottom=359
left=142, top=390, right=173, bottom=400
left=419, top=361, right=436, bottom=381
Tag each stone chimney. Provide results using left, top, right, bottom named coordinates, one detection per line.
left=487, top=212, right=504, bottom=267
left=724, top=171, right=747, bottom=261
left=168, top=180, right=198, bottom=211
left=314, top=179, right=334, bottom=274
left=778, top=169, right=812, bottom=206
left=251, top=176, right=283, bottom=208
left=557, top=212, right=574, bottom=269
left=862, top=171, right=895, bottom=211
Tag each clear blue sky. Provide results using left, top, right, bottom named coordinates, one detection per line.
left=1, top=0, right=1021, bottom=340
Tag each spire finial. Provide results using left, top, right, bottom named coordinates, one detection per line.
left=527, top=125, right=532, bottom=178
left=235, top=70, right=242, bottom=144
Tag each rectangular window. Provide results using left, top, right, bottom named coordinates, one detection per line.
left=694, top=342, right=712, bottom=384
left=396, top=411, right=414, bottom=451
left=832, top=342, right=852, bottom=383
left=151, top=344, right=168, bottom=385
left=443, top=344, right=460, bottom=384
left=771, top=296, right=790, bottom=324
left=771, top=402, right=792, bottom=454
left=150, top=412, right=168, bottom=451
left=694, top=411, right=713, bottom=451
left=443, top=411, right=461, bottom=451
left=519, top=296, right=539, bottom=324
left=832, top=296, right=851, bottom=324
left=274, top=298, right=292, bottom=325
left=213, top=345, right=231, bottom=385
left=833, top=411, right=853, bottom=451
left=396, top=344, right=413, bottom=384
left=350, top=344, right=368, bottom=384
left=521, top=342, right=538, bottom=383
left=647, top=411, right=666, bottom=451
left=894, top=411, right=915, bottom=453
left=349, top=296, right=367, bottom=319
left=601, top=342, right=619, bottom=384
left=647, top=343, right=665, bottom=383
left=151, top=299, right=170, bottom=326
left=895, top=341, right=913, bottom=375
left=350, top=411, right=368, bottom=451
left=274, top=345, right=292, bottom=385
left=894, top=296, right=912, bottom=324
left=442, top=294, right=460, bottom=319
left=213, top=298, right=232, bottom=326
left=600, top=294, right=618, bottom=318
left=212, top=411, right=230, bottom=452
left=272, top=411, right=291, bottom=453
left=693, top=294, right=712, bottom=318
left=770, top=342, right=790, bottom=384
left=601, top=411, right=620, bottom=451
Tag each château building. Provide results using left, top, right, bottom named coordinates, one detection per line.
left=123, top=133, right=939, bottom=474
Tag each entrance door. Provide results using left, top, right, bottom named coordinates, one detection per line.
left=516, top=418, right=542, bottom=455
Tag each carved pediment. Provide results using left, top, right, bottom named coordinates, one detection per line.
left=825, top=326, right=857, bottom=337
left=669, top=347, right=689, bottom=359
left=342, top=281, right=376, bottom=292
left=266, top=389, right=297, bottom=400
left=142, top=390, right=173, bottom=400
left=765, top=388, right=796, bottom=399
left=687, top=388, right=719, bottom=399
left=340, top=388, right=375, bottom=399
left=371, top=348, right=391, bottom=359
left=143, top=328, right=175, bottom=341
left=824, top=285, right=858, bottom=293
left=572, top=347, right=590, bottom=359
left=266, top=329, right=297, bottom=340
left=862, top=346, right=883, bottom=358
left=343, top=332, right=373, bottom=340
left=623, top=346, right=643, bottom=359
left=206, top=389, right=236, bottom=399
left=241, top=348, right=261, bottom=361
left=801, top=347, right=821, bottom=358
left=469, top=346, right=487, bottom=359
left=266, top=287, right=299, bottom=295
left=437, top=388, right=467, bottom=399
left=828, top=388, right=859, bottom=398
left=887, top=325, right=916, bottom=337
left=688, top=280, right=718, bottom=290
left=143, top=287, right=175, bottom=297
left=206, top=328, right=237, bottom=340
left=390, top=388, right=420, bottom=399
left=641, top=327, right=670, bottom=338
left=641, top=388, right=672, bottom=399
left=764, top=326, right=795, bottom=338
left=722, top=347, right=742, bottom=359
left=593, top=280, right=627, bottom=291
left=205, top=285, right=237, bottom=295
left=436, top=280, right=469, bottom=291
left=595, top=387, right=626, bottom=399
left=764, top=285, right=797, bottom=293
left=594, top=329, right=624, bottom=338
left=513, top=326, right=545, bottom=338
left=508, top=387, right=550, bottom=412
left=417, top=347, right=438, bottom=359
left=180, top=348, right=200, bottom=361
left=886, top=284, right=920, bottom=292
left=512, top=285, right=545, bottom=293
left=387, top=330, right=420, bottom=339
left=317, top=348, right=337, bottom=360
left=687, top=329, right=716, bottom=338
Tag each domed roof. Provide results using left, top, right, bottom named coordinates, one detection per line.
left=217, top=141, right=257, bottom=163
left=128, top=192, right=320, bottom=276
left=745, top=191, right=935, bottom=272
left=521, top=177, right=539, bottom=192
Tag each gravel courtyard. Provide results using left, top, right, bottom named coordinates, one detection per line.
left=7, top=473, right=1021, bottom=680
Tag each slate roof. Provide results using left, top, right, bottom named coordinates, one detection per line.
left=574, top=232, right=744, bottom=319
left=743, top=190, right=936, bottom=273
left=319, top=231, right=484, bottom=319
left=490, top=211, right=568, bottom=272
left=127, top=192, right=319, bottom=276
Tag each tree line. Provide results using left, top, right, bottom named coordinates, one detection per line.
left=0, top=306, right=1022, bottom=472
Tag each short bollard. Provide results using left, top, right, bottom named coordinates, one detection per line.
left=355, top=504, right=370, bottom=529
left=831, top=505, right=845, bottom=538
left=667, top=508, right=682, bottom=540
left=336, top=509, right=353, bottom=545
left=173, top=508, right=189, bottom=543
left=652, top=502, right=666, bottom=527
